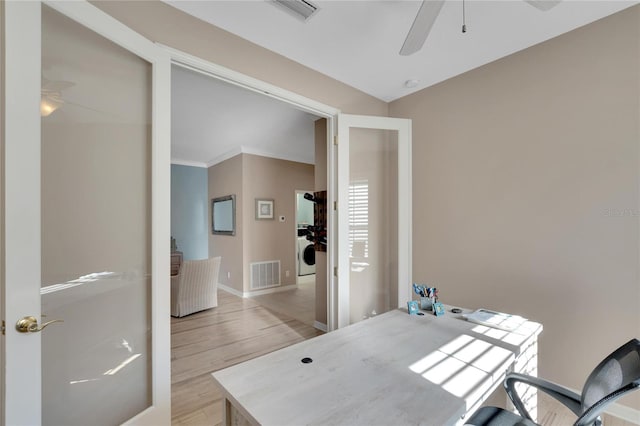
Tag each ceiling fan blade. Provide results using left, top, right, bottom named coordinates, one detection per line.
left=400, top=0, right=446, bottom=56
left=524, top=0, right=562, bottom=11
left=43, top=93, right=65, bottom=103
left=42, top=76, right=75, bottom=92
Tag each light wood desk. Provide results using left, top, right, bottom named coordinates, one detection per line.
left=212, top=308, right=542, bottom=426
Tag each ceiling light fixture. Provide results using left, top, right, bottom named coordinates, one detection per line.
left=524, top=0, right=562, bottom=11
left=404, top=79, right=419, bottom=89
left=40, top=96, right=63, bottom=117
left=270, top=0, right=319, bottom=21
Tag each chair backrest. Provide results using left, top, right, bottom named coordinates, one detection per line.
left=577, top=338, right=640, bottom=425
left=179, top=256, right=221, bottom=288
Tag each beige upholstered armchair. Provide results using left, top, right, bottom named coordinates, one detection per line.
left=171, top=256, right=221, bottom=317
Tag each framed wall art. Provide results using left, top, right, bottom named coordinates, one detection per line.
left=255, top=198, right=274, bottom=220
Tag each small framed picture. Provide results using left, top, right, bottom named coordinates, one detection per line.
left=407, top=300, right=420, bottom=315
left=255, top=198, right=274, bottom=220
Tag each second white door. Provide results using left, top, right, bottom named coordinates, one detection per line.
left=336, top=114, right=412, bottom=328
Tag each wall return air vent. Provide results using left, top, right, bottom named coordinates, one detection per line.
left=270, top=0, right=319, bottom=21
left=250, top=260, right=281, bottom=290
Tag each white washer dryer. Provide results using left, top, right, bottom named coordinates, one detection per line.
left=297, top=237, right=315, bottom=276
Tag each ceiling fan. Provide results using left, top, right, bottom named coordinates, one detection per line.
left=400, top=0, right=562, bottom=56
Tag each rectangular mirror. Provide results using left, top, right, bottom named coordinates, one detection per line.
left=212, top=195, right=236, bottom=236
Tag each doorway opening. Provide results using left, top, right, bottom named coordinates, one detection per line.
left=170, top=62, right=326, bottom=326
left=168, top=49, right=338, bottom=424
left=296, top=190, right=316, bottom=282
left=167, top=44, right=338, bottom=329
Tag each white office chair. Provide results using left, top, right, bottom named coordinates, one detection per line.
left=170, top=256, right=221, bottom=317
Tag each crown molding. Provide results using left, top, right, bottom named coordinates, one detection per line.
left=170, top=159, right=208, bottom=168
left=206, top=146, right=314, bottom=168
left=206, top=147, right=244, bottom=168
left=240, top=146, right=314, bottom=165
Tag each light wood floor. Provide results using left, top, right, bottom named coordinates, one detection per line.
left=171, top=289, right=636, bottom=426
left=251, top=276, right=316, bottom=327
left=171, top=289, right=323, bottom=425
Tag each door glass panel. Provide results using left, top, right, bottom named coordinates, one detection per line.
left=348, top=128, right=398, bottom=324
left=41, top=5, right=152, bottom=425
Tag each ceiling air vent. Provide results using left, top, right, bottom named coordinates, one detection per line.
left=270, top=0, right=319, bottom=21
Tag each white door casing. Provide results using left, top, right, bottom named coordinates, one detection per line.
left=336, top=114, right=412, bottom=329
left=3, top=1, right=171, bottom=424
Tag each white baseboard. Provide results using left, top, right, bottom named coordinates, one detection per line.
left=218, top=283, right=243, bottom=298
left=246, top=284, right=298, bottom=297
left=313, top=321, right=328, bottom=332
left=218, top=283, right=298, bottom=298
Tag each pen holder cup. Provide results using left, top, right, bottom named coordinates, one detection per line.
left=420, top=297, right=433, bottom=311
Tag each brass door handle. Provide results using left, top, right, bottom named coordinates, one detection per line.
left=15, top=316, right=63, bottom=333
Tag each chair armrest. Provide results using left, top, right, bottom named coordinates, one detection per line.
left=504, top=372, right=582, bottom=421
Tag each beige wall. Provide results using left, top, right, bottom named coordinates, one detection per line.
left=242, top=154, right=314, bottom=291
left=390, top=6, right=640, bottom=408
left=208, top=155, right=243, bottom=292
left=209, top=154, right=315, bottom=294
left=92, top=1, right=387, bottom=117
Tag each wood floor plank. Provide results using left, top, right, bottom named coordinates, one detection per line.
left=251, top=280, right=316, bottom=326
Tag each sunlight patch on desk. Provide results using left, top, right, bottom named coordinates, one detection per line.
left=468, top=325, right=541, bottom=421
left=409, top=334, right=513, bottom=402
left=471, top=324, right=529, bottom=346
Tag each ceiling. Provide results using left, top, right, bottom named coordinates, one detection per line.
left=171, top=65, right=320, bottom=167
left=169, top=0, right=636, bottom=167
left=165, top=0, right=637, bottom=102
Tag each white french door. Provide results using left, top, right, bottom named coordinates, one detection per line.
left=3, top=1, right=170, bottom=424
left=336, top=114, right=412, bottom=328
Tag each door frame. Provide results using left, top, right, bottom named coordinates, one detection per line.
left=162, top=45, right=341, bottom=331
left=2, top=1, right=171, bottom=424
